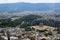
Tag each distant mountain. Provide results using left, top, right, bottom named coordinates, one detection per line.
left=0, top=3, right=60, bottom=12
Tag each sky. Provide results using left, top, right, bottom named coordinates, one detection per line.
left=0, top=0, right=60, bottom=4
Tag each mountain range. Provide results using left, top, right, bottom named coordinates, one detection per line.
left=0, top=3, right=60, bottom=13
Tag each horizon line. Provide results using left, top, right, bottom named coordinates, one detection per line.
left=0, top=2, right=60, bottom=4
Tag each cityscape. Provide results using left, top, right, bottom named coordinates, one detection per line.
left=0, top=0, right=60, bottom=40
left=0, top=24, right=60, bottom=40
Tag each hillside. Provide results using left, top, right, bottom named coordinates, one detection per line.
left=0, top=14, right=60, bottom=28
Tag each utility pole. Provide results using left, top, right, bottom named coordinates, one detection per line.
left=6, top=31, right=10, bottom=40
left=35, top=29, right=37, bottom=40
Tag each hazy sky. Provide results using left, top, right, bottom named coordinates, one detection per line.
left=0, top=0, right=60, bottom=4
